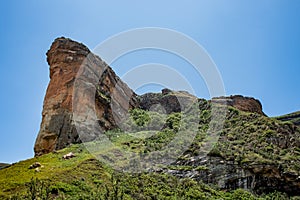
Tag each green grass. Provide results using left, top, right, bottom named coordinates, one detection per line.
left=0, top=143, right=221, bottom=199
left=2, top=104, right=300, bottom=199
left=1, top=143, right=300, bottom=199
left=0, top=144, right=96, bottom=197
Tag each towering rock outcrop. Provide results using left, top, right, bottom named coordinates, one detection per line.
left=34, top=37, right=138, bottom=156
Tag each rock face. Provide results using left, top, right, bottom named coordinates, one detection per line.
left=213, top=95, right=265, bottom=115
left=167, top=156, right=300, bottom=196
left=34, top=37, right=138, bottom=156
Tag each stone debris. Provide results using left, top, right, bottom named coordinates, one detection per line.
left=63, top=152, right=75, bottom=160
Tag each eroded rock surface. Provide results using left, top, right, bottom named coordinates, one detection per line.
left=213, top=95, right=265, bottom=115
left=34, top=37, right=138, bottom=156
left=166, top=156, right=300, bottom=196
left=139, top=89, right=197, bottom=114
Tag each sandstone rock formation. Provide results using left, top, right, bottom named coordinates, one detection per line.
left=34, top=37, right=138, bottom=156
left=213, top=95, right=265, bottom=115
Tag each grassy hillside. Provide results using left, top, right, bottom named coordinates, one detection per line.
left=1, top=101, right=300, bottom=199
left=0, top=143, right=297, bottom=200
left=114, top=103, right=300, bottom=177
left=0, top=144, right=245, bottom=199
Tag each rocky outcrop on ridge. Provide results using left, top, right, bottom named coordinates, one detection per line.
left=139, top=88, right=197, bottom=114
left=213, top=95, right=265, bottom=116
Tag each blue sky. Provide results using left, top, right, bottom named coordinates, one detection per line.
left=0, top=1, right=299, bottom=163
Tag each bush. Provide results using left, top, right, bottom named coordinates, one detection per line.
left=129, top=109, right=150, bottom=127
left=229, top=189, right=256, bottom=200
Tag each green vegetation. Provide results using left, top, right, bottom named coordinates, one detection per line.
left=1, top=143, right=300, bottom=199
left=212, top=107, right=300, bottom=171
left=0, top=145, right=297, bottom=200
left=1, top=103, right=300, bottom=199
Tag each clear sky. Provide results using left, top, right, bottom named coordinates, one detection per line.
left=0, top=1, right=299, bottom=163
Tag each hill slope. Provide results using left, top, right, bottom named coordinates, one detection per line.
left=0, top=144, right=258, bottom=199
left=1, top=101, right=300, bottom=199
left=0, top=143, right=297, bottom=200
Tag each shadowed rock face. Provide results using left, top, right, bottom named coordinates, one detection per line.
left=139, top=89, right=197, bottom=114
left=166, top=156, right=300, bottom=196
left=34, top=37, right=138, bottom=156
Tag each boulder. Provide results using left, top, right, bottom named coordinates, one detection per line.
left=29, top=162, right=41, bottom=169
left=63, top=152, right=75, bottom=160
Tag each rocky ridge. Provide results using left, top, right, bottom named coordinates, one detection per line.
left=276, top=111, right=300, bottom=126
left=0, top=163, right=10, bottom=170
left=35, top=37, right=265, bottom=156
left=213, top=95, right=265, bottom=116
